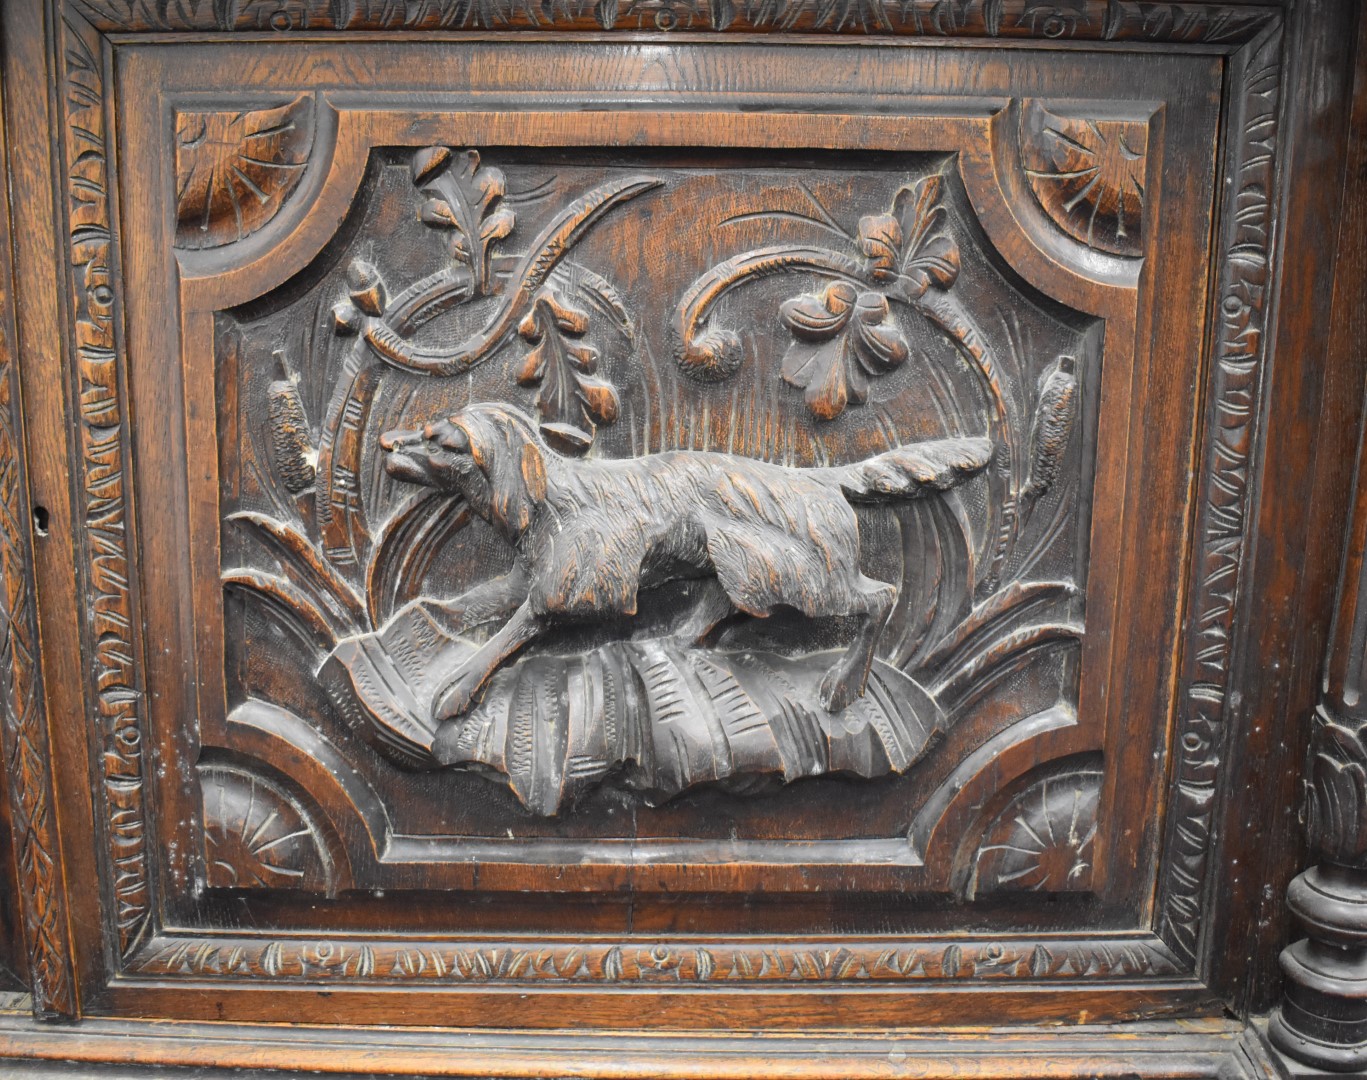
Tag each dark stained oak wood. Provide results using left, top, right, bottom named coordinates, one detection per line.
left=0, top=0, right=1362, bottom=1075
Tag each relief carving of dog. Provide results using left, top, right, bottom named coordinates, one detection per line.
left=380, top=403, right=991, bottom=720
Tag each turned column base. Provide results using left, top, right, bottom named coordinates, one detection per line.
left=1270, top=864, right=1367, bottom=1071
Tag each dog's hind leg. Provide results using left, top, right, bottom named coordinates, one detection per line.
left=818, top=577, right=896, bottom=714
left=432, top=599, right=543, bottom=720
left=671, top=577, right=734, bottom=646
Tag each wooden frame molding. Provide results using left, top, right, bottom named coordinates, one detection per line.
left=3, top=2, right=1363, bottom=1073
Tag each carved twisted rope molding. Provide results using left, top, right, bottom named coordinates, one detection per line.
left=18, top=0, right=1287, bottom=1011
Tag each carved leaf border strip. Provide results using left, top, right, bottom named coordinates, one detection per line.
left=1154, top=23, right=1284, bottom=968
left=34, top=0, right=1285, bottom=991
left=0, top=354, right=75, bottom=1016
left=132, top=933, right=1182, bottom=984
left=73, top=0, right=1276, bottom=42
left=56, top=11, right=152, bottom=965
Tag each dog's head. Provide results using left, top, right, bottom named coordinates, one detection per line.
left=380, top=403, right=548, bottom=542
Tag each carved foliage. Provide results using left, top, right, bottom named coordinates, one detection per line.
left=970, top=767, right=1100, bottom=897
left=1158, top=28, right=1282, bottom=964
left=680, top=172, right=959, bottom=413
left=175, top=96, right=315, bottom=250
left=77, top=0, right=1276, bottom=42
left=200, top=763, right=336, bottom=893
left=132, top=932, right=1181, bottom=983
left=0, top=354, right=73, bottom=1015
left=1020, top=101, right=1148, bottom=257
left=1304, top=706, right=1367, bottom=866
left=59, top=11, right=150, bottom=961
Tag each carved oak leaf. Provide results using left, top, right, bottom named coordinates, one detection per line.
left=780, top=282, right=909, bottom=420
left=517, top=289, right=619, bottom=452
left=174, top=96, right=314, bottom=250
left=857, top=174, right=960, bottom=300
left=412, top=146, right=515, bottom=295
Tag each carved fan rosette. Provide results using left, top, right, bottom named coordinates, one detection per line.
left=220, top=146, right=1090, bottom=818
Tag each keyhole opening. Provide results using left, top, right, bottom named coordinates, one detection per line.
left=32, top=505, right=49, bottom=537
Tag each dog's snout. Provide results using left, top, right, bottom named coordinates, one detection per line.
left=379, top=428, right=412, bottom=452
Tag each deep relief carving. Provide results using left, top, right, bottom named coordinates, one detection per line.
left=58, top=10, right=150, bottom=961
left=199, top=762, right=337, bottom=893
left=174, top=95, right=315, bottom=249
left=1157, top=27, right=1281, bottom=966
left=132, top=932, right=1181, bottom=983
left=221, top=148, right=1088, bottom=819
left=969, top=765, right=1100, bottom=898
left=1020, top=101, right=1148, bottom=257
left=77, top=0, right=1276, bottom=42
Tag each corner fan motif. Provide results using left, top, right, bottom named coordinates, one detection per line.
left=226, top=147, right=1082, bottom=815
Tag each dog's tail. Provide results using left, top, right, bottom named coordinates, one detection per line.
left=812, top=437, right=994, bottom=503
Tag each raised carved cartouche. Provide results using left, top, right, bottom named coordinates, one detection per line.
left=380, top=402, right=992, bottom=719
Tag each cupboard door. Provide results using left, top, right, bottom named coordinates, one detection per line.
left=5, top=0, right=1305, bottom=1040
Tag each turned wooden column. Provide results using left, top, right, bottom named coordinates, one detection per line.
left=1269, top=338, right=1367, bottom=1072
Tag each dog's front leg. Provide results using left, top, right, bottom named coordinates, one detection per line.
left=432, top=599, right=543, bottom=720
left=425, top=563, right=529, bottom=637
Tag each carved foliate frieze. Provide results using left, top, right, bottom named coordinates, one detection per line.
left=76, top=0, right=1276, bottom=42
left=216, top=146, right=1090, bottom=839
left=1156, top=26, right=1282, bottom=965
left=57, top=10, right=151, bottom=962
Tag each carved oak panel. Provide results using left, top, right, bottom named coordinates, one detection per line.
left=8, top=8, right=1296, bottom=1033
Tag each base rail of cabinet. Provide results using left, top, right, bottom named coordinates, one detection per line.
left=0, top=1008, right=1296, bottom=1080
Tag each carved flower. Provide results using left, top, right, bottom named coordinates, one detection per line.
left=779, top=282, right=909, bottom=420
left=856, top=174, right=960, bottom=301
left=972, top=770, right=1099, bottom=896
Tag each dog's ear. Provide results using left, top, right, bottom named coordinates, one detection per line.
left=466, top=409, right=542, bottom=538
left=520, top=442, right=547, bottom=502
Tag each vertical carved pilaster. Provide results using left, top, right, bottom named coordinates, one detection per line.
left=1269, top=676, right=1367, bottom=1069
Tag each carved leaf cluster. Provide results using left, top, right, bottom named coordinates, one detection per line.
left=779, top=282, right=909, bottom=420
left=412, top=146, right=515, bottom=294
left=858, top=174, right=960, bottom=300
left=1306, top=713, right=1367, bottom=864
left=517, top=289, right=620, bottom=452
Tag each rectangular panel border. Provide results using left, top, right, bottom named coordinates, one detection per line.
left=7, top=0, right=1286, bottom=1021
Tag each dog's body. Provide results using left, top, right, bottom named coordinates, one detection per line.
left=381, top=404, right=991, bottom=719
